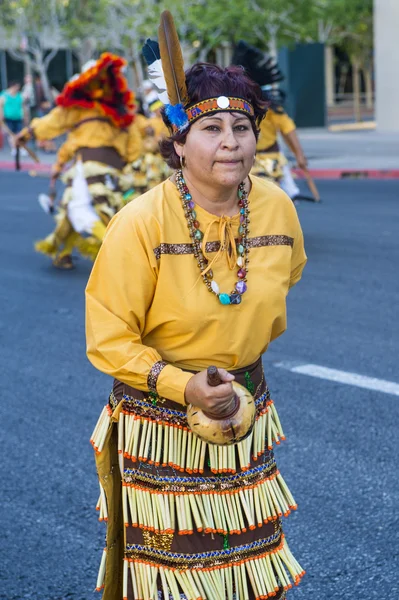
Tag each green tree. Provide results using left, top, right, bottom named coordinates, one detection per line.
left=3, top=0, right=65, bottom=99
left=60, top=0, right=109, bottom=68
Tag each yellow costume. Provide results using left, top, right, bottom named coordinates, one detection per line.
left=86, top=175, right=306, bottom=599
left=21, top=53, right=141, bottom=267
left=131, top=104, right=171, bottom=197
left=253, top=109, right=296, bottom=182
left=86, top=176, right=306, bottom=404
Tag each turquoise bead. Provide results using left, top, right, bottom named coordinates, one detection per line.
left=219, top=293, right=231, bottom=305
left=191, top=210, right=197, bottom=219
left=238, top=225, right=244, bottom=235
left=238, top=189, right=244, bottom=199
left=185, top=193, right=192, bottom=201
left=240, top=208, right=245, bottom=215
left=237, top=244, right=244, bottom=255
left=194, top=229, right=203, bottom=240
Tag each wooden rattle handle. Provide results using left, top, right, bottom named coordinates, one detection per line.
left=207, top=366, right=223, bottom=386
left=205, top=366, right=239, bottom=420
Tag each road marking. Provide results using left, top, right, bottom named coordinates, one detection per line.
left=274, top=361, right=399, bottom=397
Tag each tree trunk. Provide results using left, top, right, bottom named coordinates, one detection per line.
left=215, top=47, right=223, bottom=67
left=324, top=45, right=335, bottom=107
left=338, top=64, right=349, bottom=96
left=363, top=65, right=374, bottom=110
left=351, top=57, right=362, bottom=122
left=268, top=34, right=278, bottom=60
left=38, top=65, right=53, bottom=103
left=221, top=42, right=232, bottom=67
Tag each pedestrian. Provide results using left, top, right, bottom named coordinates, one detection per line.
left=16, top=54, right=142, bottom=270
left=232, top=41, right=307, bottom=200
left=0, top=81, right=28, bottom=156
left=86, top=12, right=307, bottom=599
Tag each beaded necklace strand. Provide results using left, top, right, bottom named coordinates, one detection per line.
left=175, top=169, right=250, bottom=305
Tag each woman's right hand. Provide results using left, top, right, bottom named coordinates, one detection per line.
left=184, top=369, right=235, bottom=417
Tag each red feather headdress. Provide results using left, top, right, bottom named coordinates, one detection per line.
left=57, top=53, right=136, bottom=128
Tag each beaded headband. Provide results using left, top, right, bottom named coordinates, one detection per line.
left=164, top=96, right=255, bottom=132
left=187, top=96, right=254, bottom=125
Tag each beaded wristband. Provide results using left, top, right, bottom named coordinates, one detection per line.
left=147, top=360, right=168, bottom=394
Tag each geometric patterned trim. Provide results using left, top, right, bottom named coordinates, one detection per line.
left=125, top=524, right=282, bottom=568
left=153, top=235, right=293, bottom=259
left=123, top=458, right=278, bottom=493
left=121, top=389, right=270, bottom=426
left=186, top=97, right=255, bottom=126
left=247, top=235, right=293, bottom=248
left=147, top=360, right=168, bottom=393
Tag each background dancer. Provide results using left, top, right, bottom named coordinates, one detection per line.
left=16, top=53, right=142, bottom=269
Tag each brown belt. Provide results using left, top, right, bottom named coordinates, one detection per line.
left=257, top=141, right=280, bottom=153
left=112, top=357, right=265, bottom=409
left=78, top=146, right=126, bottom=170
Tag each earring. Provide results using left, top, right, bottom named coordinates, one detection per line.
left=180, top=155, right=186, bottom=169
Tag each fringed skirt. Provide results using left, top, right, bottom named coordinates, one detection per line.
left=251, top=151, right=287, bottom=184
left=91, top=359, right=305, bottom=599
left=35, top=147, right=135, bottom=262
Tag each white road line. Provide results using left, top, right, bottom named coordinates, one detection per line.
left=274, top=361, right=399, bottom=397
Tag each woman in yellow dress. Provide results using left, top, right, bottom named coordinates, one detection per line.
left=17, top=54, right=142, bottom=269
left=86, top=13, right=306, bottom=600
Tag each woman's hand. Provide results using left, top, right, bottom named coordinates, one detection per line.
left=184, top=369, right=235, bottom=416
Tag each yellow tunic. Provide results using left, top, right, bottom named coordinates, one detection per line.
left=29, top=105, right=142, bottom=164
left=257, top=108, right=296, bottom=151
left=86, top=176, right=306, bottom=405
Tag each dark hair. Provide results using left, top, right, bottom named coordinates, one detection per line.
left=159, top=63, right=267, bottom=169
left=8, top=80, right=21, bottom=88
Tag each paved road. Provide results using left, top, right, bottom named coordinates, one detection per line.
left=0, top=174, right=398, bottom=599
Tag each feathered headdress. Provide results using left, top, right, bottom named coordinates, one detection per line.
left=143, top=11, right=256, bottom=132
left=232, top=41, right=286, bottom=111
left=143, top=11, right=190, bottom=131
left=57, top=53, right=136, bottom=128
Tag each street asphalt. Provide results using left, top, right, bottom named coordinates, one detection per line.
left=0, top=173, right=398, bottom=599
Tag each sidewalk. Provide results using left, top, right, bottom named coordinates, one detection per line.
left=0, top=128, right=398, bottom=179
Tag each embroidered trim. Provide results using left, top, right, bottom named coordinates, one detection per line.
left=247, top=235, right=293, bottom=248
left=125, top=524, right=282, bottom=569
left=122, top=389, right=270, bottom=426
left=186, top=97, right=255, bottom=126
left=147, top=360, right=168, bottom=393
left=153, top=235, right=293, bottom=259
left=123, top=458, right=277, bottom=492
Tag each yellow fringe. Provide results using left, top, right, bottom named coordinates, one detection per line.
left=119, top=537, right=305, bottom=599
left=95, top=482, right=108, bottom=522
left=95, top=547, right=107, bottom=591
left=121, top=470, right=296, bottom=536
left=90, top=405, right=112, bottom=453
left=34, top=236, right=57, bottom=258
left=75, top=235, right=101, bottom=261
left=121, top=400, right=285, bottom=475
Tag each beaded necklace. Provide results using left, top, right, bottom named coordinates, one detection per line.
left=175, top=169, right=250, bottom=305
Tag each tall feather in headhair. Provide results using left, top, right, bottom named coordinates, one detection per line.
left=142, top=39, right=169, bottom=104
left=158, top=10, right=190, bottom=129
left=232, top=40, right=286, bottom=111
left=232, top=40, right=284, bottom=87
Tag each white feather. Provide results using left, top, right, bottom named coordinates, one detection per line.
left=148, top=59, right=169, bottom=104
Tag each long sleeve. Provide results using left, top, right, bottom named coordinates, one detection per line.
left=56, top=138, right=76, bottom=167
left=85, top=205, right=193, bottom=404
left=29, top=106, right=75, bottom=140
left=289, top=208, right=307, bottom=288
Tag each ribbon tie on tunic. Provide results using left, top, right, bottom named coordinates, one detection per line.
left=201, top=216, right=237, bottom=276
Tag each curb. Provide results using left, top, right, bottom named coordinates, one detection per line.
left=292, top=168, right=399, bottom=179
left=1, top=161, right=399, bottom=180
